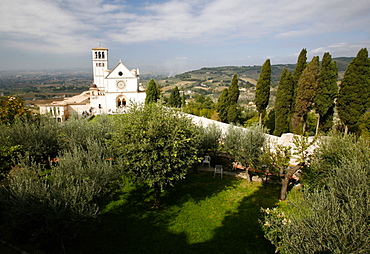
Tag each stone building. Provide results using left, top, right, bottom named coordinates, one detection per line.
left=38, top=47, right=146, bottom=121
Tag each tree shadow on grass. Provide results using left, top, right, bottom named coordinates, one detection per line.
left=161, top=171, right=241, bottom=207
left=67, top=172, right=280, bottom=254
left=188, top=182, right=280, bottom=254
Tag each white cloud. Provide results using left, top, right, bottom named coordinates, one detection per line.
left=311, top=47, right=326, bottom=54
left=326, top=42, right=370, bottom=56
left=107, top=0, right=370, bottom=44
left=0, top=0, right=95, bottom=53
left=0, top=0, right=369, bottom=65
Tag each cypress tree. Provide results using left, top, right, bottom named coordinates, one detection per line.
left=169, top=86, right=181, bottom=108
left=216, top=88, right=229, bottom=123
left=145, top=79, right=160, bottom=105
left=181, top=92, right=186, bottom=108
left=228, top=74, right=240, bottom=105
left=314, top=52, right=338, bottom=134
left=227, top=104, right=238, bottom=123
left=274, top=68, right=294, bottom=136
left=291, top=49, right=307, bottom=131
left=265, top=109, right=275, bottom=134
left=293, top=49, right=308, bottom=86
left=292, top=56, right=320, bottom=134
left=254, top=59, right=271, bottom=125
left=337, top=48, right=370, bottom=134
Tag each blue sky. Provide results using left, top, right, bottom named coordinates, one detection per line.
left=0, top=0, right=369, bottom=75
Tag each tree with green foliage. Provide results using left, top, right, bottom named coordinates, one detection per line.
left=255, top=59, right=271, bottom=125
left=262, top=133, right=370, bottom=253
left=359, top=112, right=370, bottom=138
left=223, top=124, right=266, bottom=183
left=314, top=52, right=338, bottom=135
left=291, top=56, right=320, bottom=134
left=0, top=143, right=21, bottom=178
left=216, top=74, right=241, bottom=123
left=0, top=116, right=62, bottom=163
left=226, top=74, right=241, bottom=123
left=184, top=95, right=215, bottom=119
left=168, top=86, right=182, bottom=108
left=0, top=140, right=121, bottom=250
left=290, top=49, right=308, bottom=132
left=264, top=108, right=275, bottom=134
left=305, top=133, right=369, bottom=188
left=216, top=88, right=229, bottom=122
left=181, top=91, right=186, bottom=108
left=0, top=95, right=33, bottom=125
left=227, top=104, right=239, bottom=123
left=293, top=49, right=308, bottom=85
left=145, top=79, right=160, bottom=105
left=274, top=69, right=294, bottom=136
left=337, top=48, right=370, bottom=134
left=228, top=74, right=240, bottom=105
left=198, top=123, right=222, bottom=156
left=109, top=103, right=202, bottom=207
left=292, top=49, right=307, bottom=100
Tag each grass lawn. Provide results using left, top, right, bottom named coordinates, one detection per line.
left=67, top=171, right=280, bottom=254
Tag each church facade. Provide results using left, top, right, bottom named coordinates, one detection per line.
left=38, top=47, right=146, bottom=121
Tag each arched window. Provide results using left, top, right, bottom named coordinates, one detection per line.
left=116, top=96, right=127, bottom=108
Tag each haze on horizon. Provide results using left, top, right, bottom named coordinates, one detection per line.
left=0, top=0, right=369, bottom=75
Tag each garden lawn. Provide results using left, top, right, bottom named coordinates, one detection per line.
left=68, top=171, right=280, bottom=254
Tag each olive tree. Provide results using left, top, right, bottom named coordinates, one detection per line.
left=108, top=103, right=202, bottom=207
left=0, top=116, right=62, bottom=163
left=223, top=124, right=266, bottom=182
left=262, top=133, right=370, bottom=254
left=0, top=140, right=122, bottom=250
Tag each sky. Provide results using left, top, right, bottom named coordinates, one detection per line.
left=0, top=0, right=369, bottom=75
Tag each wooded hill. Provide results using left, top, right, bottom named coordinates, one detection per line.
left=156, top=57, right=353, bottom=95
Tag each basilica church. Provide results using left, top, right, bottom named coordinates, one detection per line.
left=38, top=47, right=146, bottom=121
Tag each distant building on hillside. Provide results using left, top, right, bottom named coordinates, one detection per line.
left=38, top=47, right=146, bottom=121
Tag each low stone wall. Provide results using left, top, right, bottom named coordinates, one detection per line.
left=188, top=115, right=319, bottom=165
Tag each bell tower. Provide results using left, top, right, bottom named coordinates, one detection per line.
left=92, top=46, right=108, bottom=88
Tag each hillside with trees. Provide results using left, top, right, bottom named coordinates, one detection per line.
left=156, top=52, right=367, bottom=136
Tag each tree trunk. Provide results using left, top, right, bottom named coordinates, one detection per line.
left=301, top=115, right=307, bottom=134
left=153, top=182, right=161, bottom=208
left=279, top=164, right=302, bottom=201
left=315, top=113, right=320, bottom=136
left=259, top=112, right=263, bottom=126
left=280, top=177, right=290, bottom=201
left=246, top=168, right=252, bottom=183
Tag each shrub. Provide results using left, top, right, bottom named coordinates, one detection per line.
left=304, top=133, right=370, bottom=188
left=262, top=134, right=370, bottom=253
left=0, top=143, right=21, bottom=178
left=223, top=124, right=266, bottom=181
left=60, top=114, right=113, bottom=151
left=0, top=140, right=122, bottom=249
left=0, top=116, right=61, bottom=163
left=199, top=123, right=222, bottom=155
